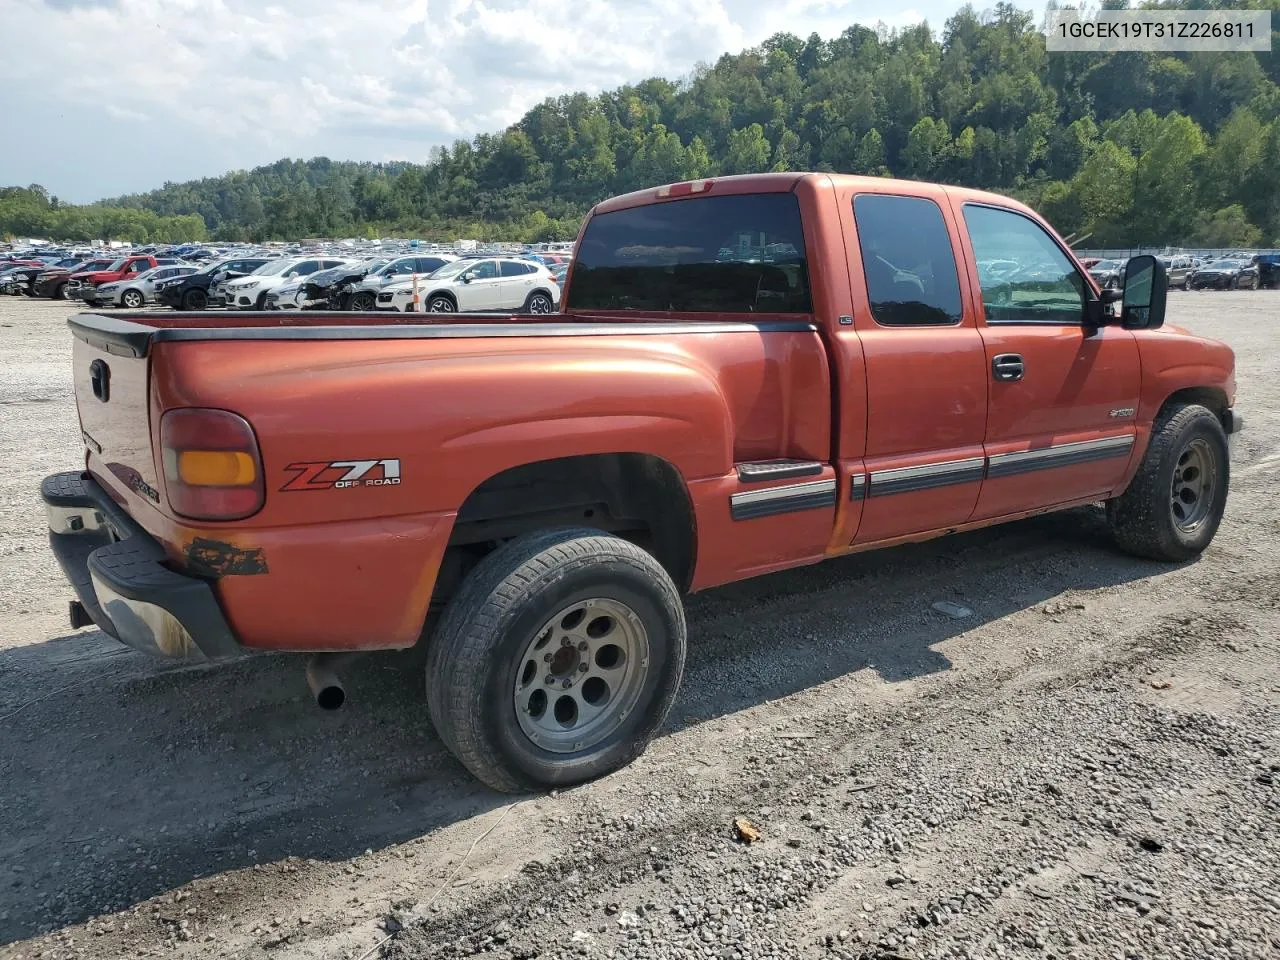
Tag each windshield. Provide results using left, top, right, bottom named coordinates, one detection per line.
left=1205, top=260, right=1240, bottom=269
left=250, top=259, right=293, bottom=276
left=102, top=258, right=127, bottom=272
left=428, top=259, right=474, bottom=279
left=1092, top=259, right=1121, bottom=271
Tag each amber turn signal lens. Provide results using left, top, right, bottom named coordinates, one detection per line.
left=177, top=450, right=257, bottom=486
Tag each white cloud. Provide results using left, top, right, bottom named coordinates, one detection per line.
left=0, top=0, right=958, bottom=201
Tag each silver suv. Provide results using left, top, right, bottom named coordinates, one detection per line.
left=1160, top=255, right=1197, bottom=290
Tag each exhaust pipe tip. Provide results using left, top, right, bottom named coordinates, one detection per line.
left=305, top=655, right=347, bottom=711
left=314, top=683, right=345, bottom=711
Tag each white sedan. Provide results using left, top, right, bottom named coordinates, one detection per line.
left=374, top=257, right=560, bottom=313
left=82, top=265, right=198, bottom=308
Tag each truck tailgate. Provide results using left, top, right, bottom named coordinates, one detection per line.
left=72, top=335, right=162, bottom=511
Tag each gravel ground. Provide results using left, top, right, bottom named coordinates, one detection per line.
left=0, top=293, right=1276, bottom=960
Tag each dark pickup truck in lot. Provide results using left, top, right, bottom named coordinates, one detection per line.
left=43, top=172, right=1241, bottom=793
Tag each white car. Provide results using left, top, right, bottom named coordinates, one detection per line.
left=265, top=258, right=369, bottom=310
left=82, top=265, right=199, bottom=308
left=374, top=257, right=560, bottom=314
left=223, top=256, right=350, bottom=310
left=346, top=254, right=460, bottom=310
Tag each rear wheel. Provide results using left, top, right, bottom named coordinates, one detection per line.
left=1107, top=403, right=1228, bottom=562
left=181, top=288, right=207, bottom=311
left=425, top=528, right=686, bottom=793
left=523, top=291, right=555, bottom=314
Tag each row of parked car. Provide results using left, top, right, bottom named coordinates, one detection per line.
left=0, top=248, right=575, bottom=314
left=1084, top=254, right=1274, bottom=291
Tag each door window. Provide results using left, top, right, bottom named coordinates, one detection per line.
left=962, top=204, right=1087, bottom=325
left=852, top=194, right=963, bottom=326
left=468, top=260, right=498, bottom=280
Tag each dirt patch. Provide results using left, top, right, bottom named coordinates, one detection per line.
left=0, top=293, right=1277, bottom=960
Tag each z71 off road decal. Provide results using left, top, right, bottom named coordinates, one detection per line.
left=281, top=459, right=402, bottom=491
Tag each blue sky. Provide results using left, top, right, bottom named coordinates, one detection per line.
left=3, top=0, right=1001, bottom=203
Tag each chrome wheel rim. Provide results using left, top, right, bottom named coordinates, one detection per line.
left=513, top=597, right=649, bottom=754
left=428, top=298, right=455, bottom=312
left=1170, top=438, right=1216, bottom=533
left=123, top=292, right=142, bottom=307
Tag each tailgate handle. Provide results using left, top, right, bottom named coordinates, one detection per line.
left=90, top=358, right=111, bottom=402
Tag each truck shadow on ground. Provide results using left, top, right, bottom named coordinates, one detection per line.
left=0, top=504, right=1173, bottom=943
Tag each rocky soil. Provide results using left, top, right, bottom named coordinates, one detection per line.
left=0, top=293, right=1276, bottom=960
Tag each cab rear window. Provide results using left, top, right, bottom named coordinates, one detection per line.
left=567, top=193, right=812, bottom=313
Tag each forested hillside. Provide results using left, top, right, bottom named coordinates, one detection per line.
left=5, top=1, right=1279, bottom=246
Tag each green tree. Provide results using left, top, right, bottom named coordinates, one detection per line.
left=1189, top=205, right=1263, bottom=247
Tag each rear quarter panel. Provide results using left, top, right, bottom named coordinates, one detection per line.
left=147, top=328, right=830, bottom=650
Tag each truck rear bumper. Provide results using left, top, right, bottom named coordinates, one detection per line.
left=41, top=471, right=245, bottom=662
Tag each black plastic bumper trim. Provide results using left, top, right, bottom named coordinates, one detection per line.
left=41, top=471, right=245, bottom=661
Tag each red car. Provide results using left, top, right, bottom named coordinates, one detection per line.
left=31, top=258, right=117, bottom=299
left=64, top=255, right=161, bottom=302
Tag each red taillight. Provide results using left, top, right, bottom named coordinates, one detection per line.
left=160, top=408, right=265, bottom=521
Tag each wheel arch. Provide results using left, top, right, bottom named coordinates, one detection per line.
left=433, top=452, right=698, bottom=614
left=1158, top=386, right=1230, bottom=426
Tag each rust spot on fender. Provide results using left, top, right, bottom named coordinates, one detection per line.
left=185, top=538, right=268, bottom=577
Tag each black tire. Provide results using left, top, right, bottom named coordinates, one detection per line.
left=349, top=291, right=376, bottom=311
left=121, top=289, right=144, bottom=309
left=425, top=528, right=686, bottom=793
left=426, top=294, right=456, bottom=313
left=523, top=290, right=555, bottom=314
left=1183, top=277, right=1192, bottom=291
left=53, top=283, right=68, bottom=300
left=1107, top=403, right=1229, bottom=562
left=181, top=288, right=207, bottom=311
left=255, top=291, right=268, bottom=310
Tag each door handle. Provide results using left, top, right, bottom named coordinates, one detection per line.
left=992, top=354, right=1024, bottom=382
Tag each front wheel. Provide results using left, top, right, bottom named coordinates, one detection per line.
left=121, top=289, right=144, bottom=309
left=426, top=295, right=456, bottom=313
left=348, top=291, right=376, bottom=311
left=425, top=528, right=686, bottom=793
left=181, top=288, right=207, bottom=311
left=1107, top=403, right=1229, bottom=562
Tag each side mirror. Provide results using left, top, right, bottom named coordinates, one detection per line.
left=460, top=272, right=473, bottom=283
left=1120, top=254, right=1167, bottom=330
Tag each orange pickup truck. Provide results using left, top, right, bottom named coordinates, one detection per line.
left=43, top=173, right=1241, bottom=792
